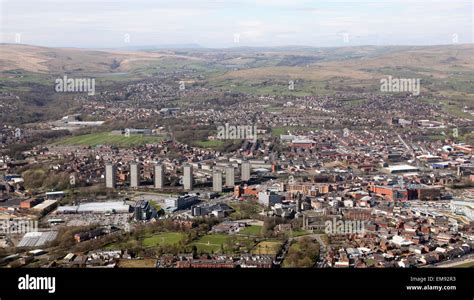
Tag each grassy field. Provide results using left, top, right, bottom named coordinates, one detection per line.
left=281, top=243, right=302, bottom=268
left=118, top=259, right=157, bottom=268
left=229, top=202, right=263, bottom=220
left=422, top=97, right=474, bottom=119
left=190, top=234, right=229, bottom=253
left=238, top=225, right=262, bottom=236
left=286, top=229, right=310, bottom=237
left=251, top=240, right=283, bottom=255
left=365, top=258, right=377, bottom=267
left=142, top=232, right=185, bottom=247
left=104, top=232, right=184, bottom=250
left=281, top=238, right=320, bottom=268
left=231, top=236, right=257, bottom=253
left=55, top=132, right=164, bottom=147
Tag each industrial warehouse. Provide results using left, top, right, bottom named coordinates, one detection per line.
left=56, top=201, right=131, bottom=214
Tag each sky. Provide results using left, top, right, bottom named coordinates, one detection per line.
left=0, top=0, right=473, bottom=48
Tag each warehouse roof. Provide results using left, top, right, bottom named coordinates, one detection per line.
left=386, top=165, right=419, bottom=171
left=57, top=201, right=130, bottom=214
left=77, top=201, right=129, bottom=213
left=32, top=200, right=58, bottom=211
left=17, top=231, right=58, bottom=248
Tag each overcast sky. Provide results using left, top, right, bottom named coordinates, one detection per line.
left=1, top=0, right=473, bottom=48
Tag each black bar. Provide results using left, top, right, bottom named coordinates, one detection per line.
left=0, top=268, right=472, bottom=299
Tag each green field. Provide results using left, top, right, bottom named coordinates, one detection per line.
left=365, top=258, right=377, bottom=267
left=190, top=234, right=229, bottom=253
left=142, top=232, right=185, bottom=247
left=281, top=243, right=301, bottom=267
left=211, top=78, right=330, bottom=96
left=286, top=229, right=310, bottom=237
left=55, top=132, right=164, bottom=147
left=229, top=202, right=263, bottom=220
left=281, top=238, right=320, bottom=268
left=194, top=140, right=225, bottom=148
left=103, top=232, right=184, bottom=250
left=422, top=97, right=474, bottom=120
left=238, top=225, right=262, bottom=236
left=251, top=240, right=283, bottom=255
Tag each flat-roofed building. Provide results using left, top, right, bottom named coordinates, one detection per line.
left=45, top=191, right=65, bottom=200
left=290, top=139, right=315, bottom=149
left=451, top=200, right=474, bottom=220
left=225, top=166, right=235, bottom=187
left=384, top=164, right=419, bottom=174
left=183, top=165, right=193, bottom=190
left=17, top=231, right=58, bottom=248
left=124, top=128, right=152, bottom=136
left=130, top=162, right=140, bottom=188
left=20, top=197, right=44, bottom=209
left=258, top=190, right=282, bottom=207
left=165, top=194, right=199, bottom=210
left=57, top=201, right=130, bottom=214
left=105, top=164, right=116, bottom=189
left=213, top=171, right=223, bottom=192
left=288, top=183, right=331, bottom=196
left=154, top=164, right=164, bottom=189
left=241, top=162, right=251, bottom=182
left=32, top=200, right=58, bottom=216
left=370, top=185, right=408, bottom=201
left=411, top=185, right=442, bottom=200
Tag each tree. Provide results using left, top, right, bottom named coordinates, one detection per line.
left=283, top=238, right=320, bottom=268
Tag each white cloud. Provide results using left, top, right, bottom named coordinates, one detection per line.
left=1, top=0, right=472, bottom=47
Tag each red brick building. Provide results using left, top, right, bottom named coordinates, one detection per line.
left=20, top=197, right=44, bottom=209
left=370, top=185, right=408, bottom=201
